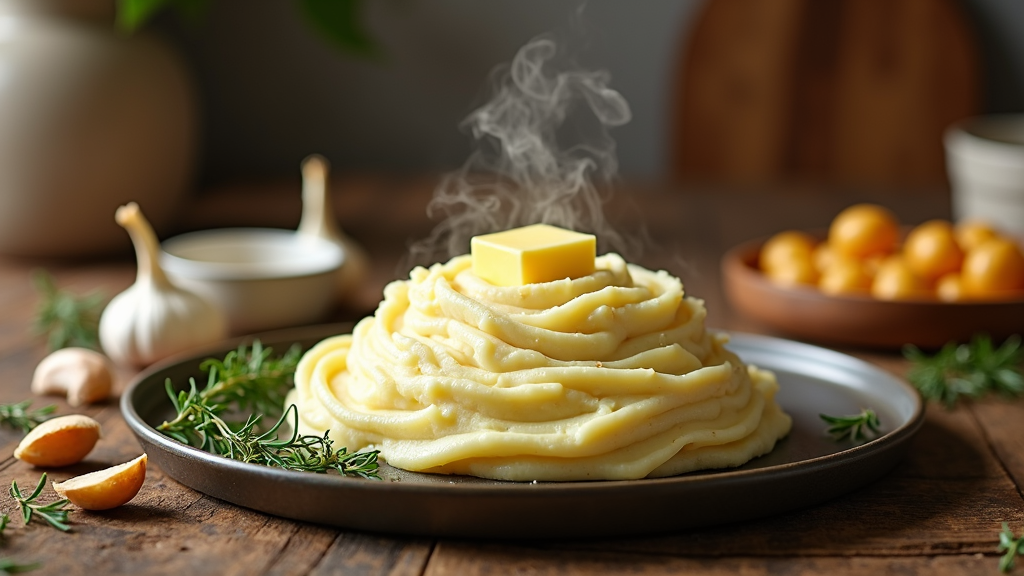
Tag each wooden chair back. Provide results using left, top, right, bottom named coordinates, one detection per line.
left=671, top=0, right=979, bottom=186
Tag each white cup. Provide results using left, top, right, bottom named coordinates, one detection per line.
left=945, top=115, right=1024, bottom=240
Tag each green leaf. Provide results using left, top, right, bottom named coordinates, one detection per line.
left=31, top=270, right=105, bottom=352
left=820, top=409, right=881, bottom=443
left=1000, top=522, right=1024, bottom=572
left=116, top=0, right=210, bottom=32
left=0, top=558, right=41, bottom=574
left=116, top=0, right=171, bottom=32
left=0, top=401, right=55, bottom=433
left=299, top=0, right=379, bottom=57
left=8, top=474, right=70, bottom=532
left=905, top=334, right=1024, bottom=408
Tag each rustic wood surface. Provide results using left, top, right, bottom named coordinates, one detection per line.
left=0, top=177, right=1019, bottom=575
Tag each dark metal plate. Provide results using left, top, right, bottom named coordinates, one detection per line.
left=121, top=324, right=924, bottom=539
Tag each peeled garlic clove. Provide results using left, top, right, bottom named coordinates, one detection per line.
left=297, top=154, right=370, bottom=299
left=53, top=454, right=147, bottom=510
left=15, top=414, right=101, bottom=467
left=32, top=347, right=113, bottom=406
left=99, top=203, right=227, bottom=367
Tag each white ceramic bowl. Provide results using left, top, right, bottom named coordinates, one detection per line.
left=945, top=115, right=1024, bottom=239
left=161, top=228, right=345, bottom=334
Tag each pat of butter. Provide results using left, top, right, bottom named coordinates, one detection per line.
left=471, top=224, right=596, bottom=286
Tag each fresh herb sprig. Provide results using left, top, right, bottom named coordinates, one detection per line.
left=163, top=398, right=379, bottom=479
left=0, top=558, right=39, bottom=574
left=820, top=408, right=881, bottom=443
left=9, top=474, right=70, bottom=532
left=170, top=340, right=302, bottom=427
left=157, top=342, right=379, bottom=479
left=905, top=335, right=1024, bottom=408
left=0, top=401, right=55, bottom=433
left=1000, top=523, right=1024, bottom=573
left=32, top=271, right=105, bottom=352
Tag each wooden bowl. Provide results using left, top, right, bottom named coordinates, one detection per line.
left=722, top=237, right=1024, bottom=349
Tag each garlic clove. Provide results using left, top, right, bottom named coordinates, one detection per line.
left=31, top=347, right=113, bottom=406
left=297, top=154, right=370, bottom=300
left=100, top=203, right=227, bottom=367
left=53, top=454, right=147, bottom=510
left=14, top=414, right=101, bottom=467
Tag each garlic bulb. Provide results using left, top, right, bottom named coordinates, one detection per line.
left=99, top=203, right=226, bottom=367
left=297, top=154, right=369, bottom=301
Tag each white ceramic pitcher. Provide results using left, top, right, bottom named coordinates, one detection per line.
left=0, top=0, right=196, bottom=257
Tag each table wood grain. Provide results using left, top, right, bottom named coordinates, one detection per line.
left=0, top=178, right=1018, bottom=575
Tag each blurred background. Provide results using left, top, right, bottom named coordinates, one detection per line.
left=162, top=0, right=694, bottom=186
left=153, top=0, right=1022, bottom=186
left=3, top=0, right=1024, bottom=262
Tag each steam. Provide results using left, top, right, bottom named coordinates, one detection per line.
left=408, top=36, right=637, bottom=265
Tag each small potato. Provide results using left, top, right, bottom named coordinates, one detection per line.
left=871, top=256, right=931, bottom=301
left=764, top=257, right=819, bottom=287
left=955, top=220, right=1000, bottom=252
left=961, top=238, right=1024, bottom=299
left=14, top=414, right=101, bottom=467
left=53, top=454, right=147, bottom=510
left=904, top=220, right=964, bottom=282
left=759, top=231, right=817, bottom=274
left=936, top=272, right=965, bottom=302
left=819, top=258, right=873, bottom=296
left=829, top=204, right=900, bottom=260
left=812, top=243, right=835, bottom=274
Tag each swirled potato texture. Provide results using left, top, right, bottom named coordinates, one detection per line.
left=288, top=254, right=792, bottom=481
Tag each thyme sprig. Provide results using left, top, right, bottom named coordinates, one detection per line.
left=159, top=341, right=301, bottom=434
left=820, top=408, right=881, bottom=443
left=905, top=335, right=1024, bottom=408
left=157, top=342, right=380, bottom=479
left=9, top=474, right=70, bottom=532
left=0, top=401, right=55, bottom=433
left=31, top=271, right=105, bottom=352
left=1000, top=523, right=1024, bottom=573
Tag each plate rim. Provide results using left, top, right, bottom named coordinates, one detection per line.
left=122, top=326, right=925, bottom=496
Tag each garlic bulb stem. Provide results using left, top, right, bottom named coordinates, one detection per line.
left=297, top=154, right=369, bottom=300
left=298, top=154, right=342, bottom=242
left=116, top=202, right=169, bottom=287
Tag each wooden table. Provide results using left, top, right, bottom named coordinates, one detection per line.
left=0, top=178, right=1020, bottom=575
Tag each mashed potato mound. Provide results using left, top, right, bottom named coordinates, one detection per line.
left=287, top=253, right=791, bottom=481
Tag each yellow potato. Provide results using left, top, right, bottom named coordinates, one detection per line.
left=954, top=220, right=999, bottom=252
left=764, top=256, right=819, bottom=287
left=903, top=220, right=963, bottom=282
left=961, top=238, right=1024, bottom=299
left=871, top=256, right=931, bottom=301
left=828, top=204, right=900, bottom=260
left=812, top=243, right=835, bottom=274
left=759, top=231, right=817, bottom=273
left=819, top=258, right=873, bottom=296
left=936, top=272, right=964, bottom=302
